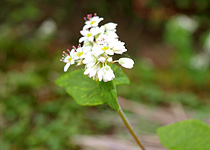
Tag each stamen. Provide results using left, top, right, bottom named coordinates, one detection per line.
left=72, top=46, right=76, bottom=49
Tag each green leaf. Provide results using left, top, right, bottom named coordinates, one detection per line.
left=55, top=69, right=106, bottom=106
left=99, top=80, right=118, bottom=110
left=112, top=64, right=130, bottom=85
left=157, top=119, right=210, bottom=150
left=55, top=69, right=119, bottom=111
left=55, top=64, right=130, bottom=111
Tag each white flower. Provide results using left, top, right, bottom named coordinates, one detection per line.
left=101, top=45, right=114, bottom=55
left=79, top=27, right=100, bottom=43
left=107, top=57, right=113, bottom=62
left=110, top=39, right=127, bottom=54
left=94, top=34, right=115, bottom=55
left=63, top=50, right=75, bottom=72
left=99, top=25, right=105, bottom=34
left=83, top=54, right=97, bottom=68
left=98, top=57, right=106, bottom=63
left=119, top=58, right=134, bottom=69
left=94, top=44, right=114, bottom=56
left=75, top=47, right=85, bottom=59
left=84, top=16, right=103, bottom=29
left=83, top=46, right=92, bottom=54
left=105, top=30, right=118, bottom=39
left=104, top=23, right=118, bottom=39
left=98, top=65, right=115, bottom=82
left=84, top=63, right=100, bottom=79
left=75, top=46, right=91, bottom=60
left=96, top=34, right=109, bottom=45
left=104, top=22, right=117, bottom=31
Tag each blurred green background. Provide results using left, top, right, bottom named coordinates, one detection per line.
left=1, top=0, right=210, bottom=149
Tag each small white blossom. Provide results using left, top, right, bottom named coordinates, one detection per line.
left=119, top=58, right=134, bottom=69
left=84, top=63, right=100, bottom=79
left=110, top=39, right=127, bottom=54
left=83, top=53, right=97, bottom=68
left=94, top=44, right=114, bottom=56
left=105, top=30, right=118, bottom=39
left=79, top=27, right=100, bottom=43
left=84, top=15, right=103, bottom=29
left=104, top=22, right=117, bottom=31
left=62, top=49, right=76, bottom=72
left=98, top=57, right=106, bottom=63
left=83, top=46, right=92, bottom=54
left=98, top=65, right=115, bottom=82
left=75, top=47, right=84, bottom=59
left=107, top=57, right=113, bottom=62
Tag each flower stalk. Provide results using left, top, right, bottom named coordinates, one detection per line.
left=118, top=105, right=146, bottom=150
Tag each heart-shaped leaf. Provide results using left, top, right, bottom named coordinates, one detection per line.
left=157, top=119, right=210, bottom=150
left=55, top=65, right=130, bottom=111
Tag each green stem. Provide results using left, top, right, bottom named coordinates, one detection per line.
left=118, top=105, right=146, bottom=150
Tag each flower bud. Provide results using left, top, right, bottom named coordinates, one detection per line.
left=119, top=58, right=134, bottom=69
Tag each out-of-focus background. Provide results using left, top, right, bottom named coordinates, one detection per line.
left=1, top=0, right=210, bottom=149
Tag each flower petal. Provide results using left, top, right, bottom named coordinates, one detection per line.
left=64, top=63, right=71, bottom=72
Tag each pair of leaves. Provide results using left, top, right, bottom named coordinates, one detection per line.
left=55, top=64, right=130, bottom=111
left=157, top=119, right=210, bottom=150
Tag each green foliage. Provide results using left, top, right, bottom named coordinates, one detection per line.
left=157, top=119, right=210, bottom=150
left=164, top=16, right=195, bottom=63
left=55, top=65, right=130, bottom=111
left=1, top=95, right=86, bottom=150
left=99, top=80, right=118, bottom=110
left=112, top=64, right=130, bottom=85
left=117, top=60, right=210, bottom=108
left=56, top=69, right=107, bottom=106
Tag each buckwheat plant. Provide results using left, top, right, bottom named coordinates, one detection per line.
left=56, top=13, right=145, bottom=150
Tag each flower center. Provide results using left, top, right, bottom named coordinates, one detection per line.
left=87, top=33, right=92, bottom=37
left=101, top=46, right=109, bottom=51
left=68, top=57, right=72, bottom=62
left=77, top=52, right=83, bottom=57
left=90, top=21, right=96, bottom=26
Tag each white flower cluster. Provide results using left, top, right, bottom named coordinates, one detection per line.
left=60, top=13, right=134, bottom=82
